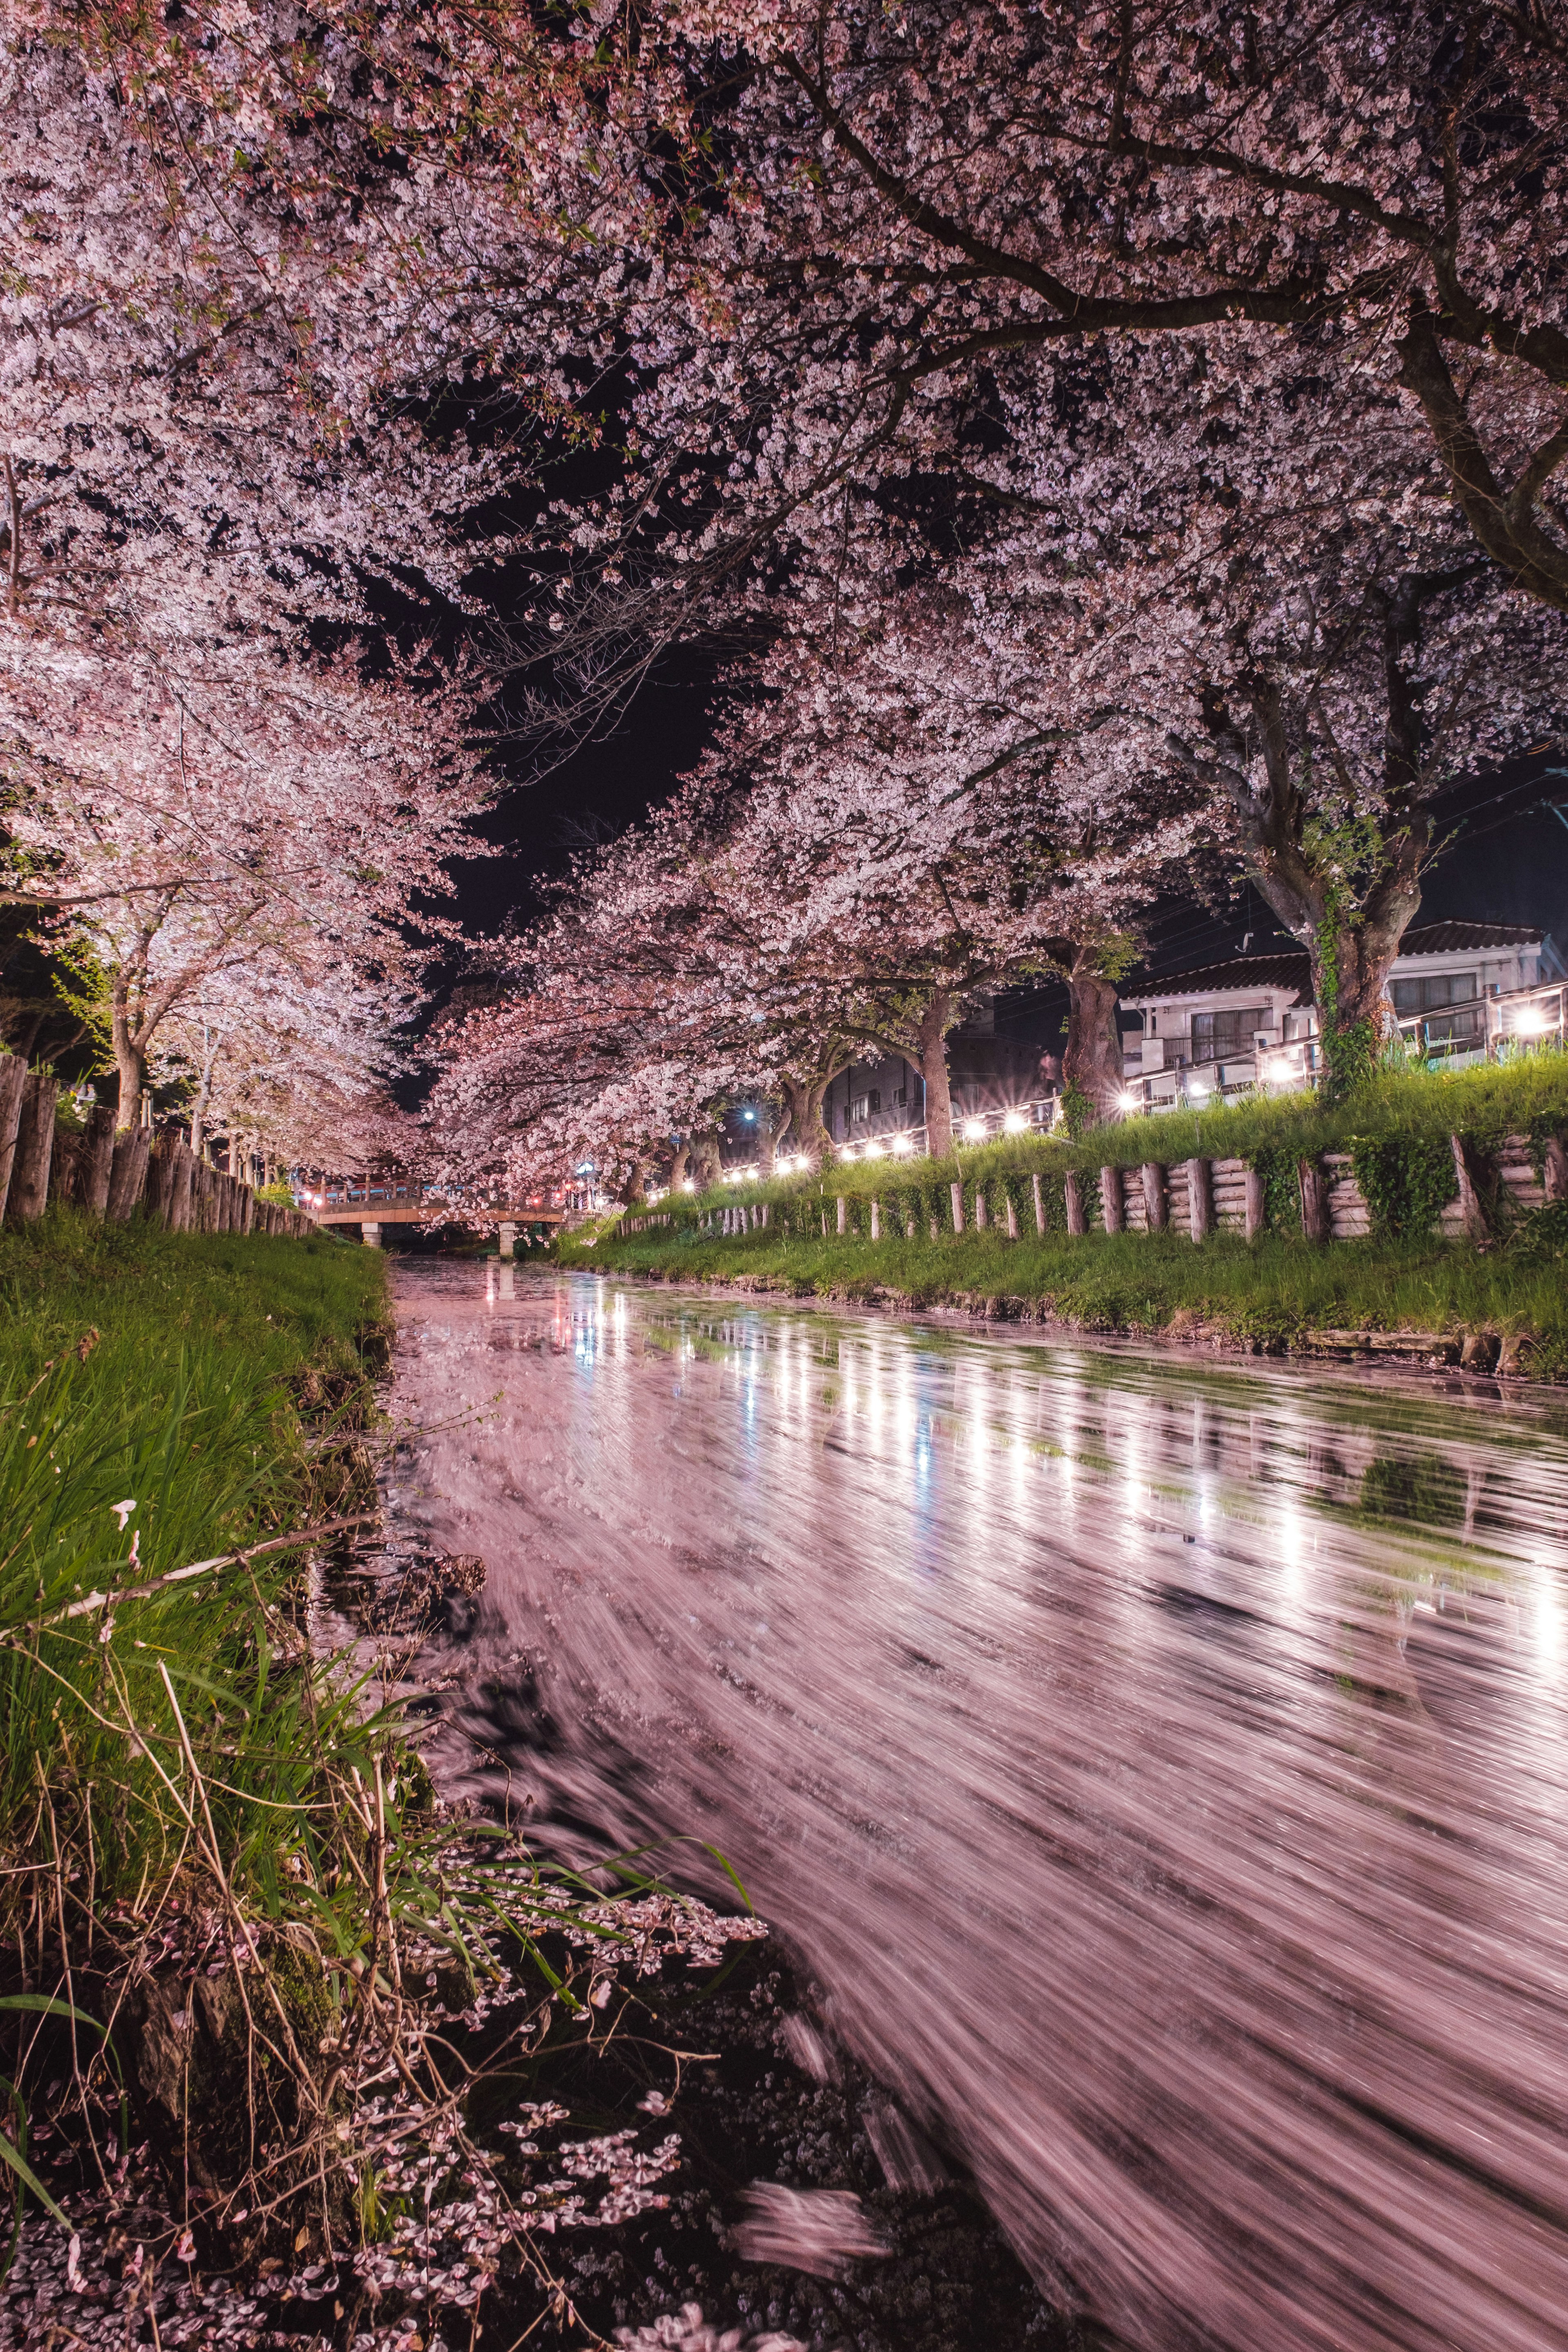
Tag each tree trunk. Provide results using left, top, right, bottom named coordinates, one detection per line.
left=780, top=1075, right=834, bottom=1165
left=0, top=1056, right=29, bottom=1221
left=917, top=992, right=955, bottom=1159
left=9, top=1072, right=58, bottom=1220
left=1545, top=1135, right=1568, bottom=1203
left=668, top=1141, right=691, bottom=1189
left=1142, top=1163, right=1168, bottom=1232
left=111, top=1011, right=146, bottom=1133
left=1063, top=950, right=1125, bottom=1126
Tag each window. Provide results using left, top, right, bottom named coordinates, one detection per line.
left=1190, top=1005, right=1269, bottom=1062
left=1390, top=971, right=1478, bottom=1014
left=891, top=1085, right=907, bottom=1109
left=849, top=1088, right=882, bottom=1125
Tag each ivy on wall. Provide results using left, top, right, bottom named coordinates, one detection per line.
left=1245, top=1144, right=1305, bottom=1236
left=1347, top=1134, right=1458, bottom=1238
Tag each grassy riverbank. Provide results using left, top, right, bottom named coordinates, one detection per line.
left=0, top=1211, right=390, bottom=1905
left=560, top=1060, right=1568, bottom=1376
left=0, top=1212, right=782, bottom=2342
left=559, top=1221, right=1568, bottom=1372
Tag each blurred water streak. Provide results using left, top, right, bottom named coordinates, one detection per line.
left=387, top=1264, right=1568, bottom=2352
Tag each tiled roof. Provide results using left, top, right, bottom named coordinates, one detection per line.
left=1125, top=921, right=1544, bottom=1004
left=1123, top=952, right=1312, bottom=1004
left=1395, top=920, right=1543, bottom=956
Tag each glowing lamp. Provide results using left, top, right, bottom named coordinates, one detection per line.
left=865, top=1139, right=884, bottom=1158
left=682, top=1179, right=696, bottom=1192
left=1002, top=1109, right=1027, bottom=1133
left=1117, top=1090, right=1141, bottom=1113
left=1514, top=1004, right=1547, bottom=1037
left=962, top=1118, right=986, bottom=1141
left=891, top=1134, right=913, bottom=1157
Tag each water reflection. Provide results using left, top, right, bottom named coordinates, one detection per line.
left=387, top=1265, right=1568, bottom=2352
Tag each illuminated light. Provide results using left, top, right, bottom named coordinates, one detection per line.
left=1187, top=1080, right=1209, bottom=1103
left=841, top=1143, right=858, bottom=1161
left=1117, top=1090, right=1142, bottom=1113
left=962, top=1118, right=987, bottom=1142
left=1002, top=1109, right=1027, bottom=1133
left=891, top=1134, right=913, bottom=1156
left=1513, top=1004, right=1547, bottom=1037
left=682, top=1179, right=696, bottom=1192
left=742, top=1108, right=756, bottom=1121
left=865, top=1139, right=884, bottom=1158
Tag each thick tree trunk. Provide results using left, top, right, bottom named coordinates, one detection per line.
left=668, top=1141, right=691, bottom=1189
left=1303, top=908, right=1412, bottom=1101
left=917, top=993, right=955, bottom=1159
left=1063, top=951, right=1125, bottom=1127
left=111, top=998, right=147, bottom=1131
left=780, top=1074, right=834, bottom=1165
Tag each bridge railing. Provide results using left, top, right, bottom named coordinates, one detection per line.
left=302, top=1175, right=566, bottom=1216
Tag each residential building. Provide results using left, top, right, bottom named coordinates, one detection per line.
left=1122, top=921, right=1563, bottom=1107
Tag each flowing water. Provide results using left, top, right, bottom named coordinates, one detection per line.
left=383, top=1260, right=1568, bottom=2352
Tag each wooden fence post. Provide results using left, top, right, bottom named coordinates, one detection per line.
left=1100, top=1166, right=1124, bottom=1234
left=1005, top=1192, right=1018, bottom=1239
left=107, top=1126, right=150, bottom=1221
left=1449, top=1133, right=1492, bottom=1242
left=835, top=1195, right=846, bottom=1235
left=1064, top=1171, right=1086, bottom=1236
left=1184, top=1156, right=1212, bottom=1243
left=0, top=1058, right=27, bottom=1221
left=1142, top=1162, right=1168, bottom=1232
left=1546, top=1134, right=1568, bottom=1202
left=1298, top=1156, right=1329, bottom=1244
left=49, top=1127, right=82, bottom=1207
left=81, top=1103, right=116, bottom=1216
left=870, top=1198, right=880, bottom=1241
left=1031, top=1171, right=1045, bottom=1235
left=950, top=1180, right=965, bottom=1234
left=974, top=1187, right=988, bottom=1230
left=1243, top=1168, right=1266, bottom=1242
left=171, top=1144, right=195, bottom=1232
left=9, top=1072, right=58, bottom=1221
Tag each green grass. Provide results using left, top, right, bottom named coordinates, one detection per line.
left=562, top=1209, right=1568, bottom=1377
left=0, top=1209, right=390, bottom=1914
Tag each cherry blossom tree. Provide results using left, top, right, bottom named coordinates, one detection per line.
left=2, top=630, right=485, bottom=1119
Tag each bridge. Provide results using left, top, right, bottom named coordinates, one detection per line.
left=303, top=1177, right=567, bottom=1243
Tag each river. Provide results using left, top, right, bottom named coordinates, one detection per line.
left=381, top=1259, right=1568, bottom=2352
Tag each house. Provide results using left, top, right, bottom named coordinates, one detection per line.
left=1122, top=921, right=1564, bottom=1108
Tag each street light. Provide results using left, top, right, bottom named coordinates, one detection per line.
left=1117, top=1089, right=1141, bottom=1113
left=962, top=1117, right=987, bottom=1142
left=1002, top=1109, right=1027, bottom=1132
left=864, top=1138, right=884, bottom=1158
left=891, top=1134, right=913, bottom=1157
left=1514, top=1004, right=1547, bottom=1037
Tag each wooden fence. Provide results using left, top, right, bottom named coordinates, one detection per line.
left=0, top=1071, right=316, bottom=1237
left=639, top=1132, right=1563, bottom=1250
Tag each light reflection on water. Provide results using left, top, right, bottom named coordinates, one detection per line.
left=387, top=1263, right=1568, bottom=2352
